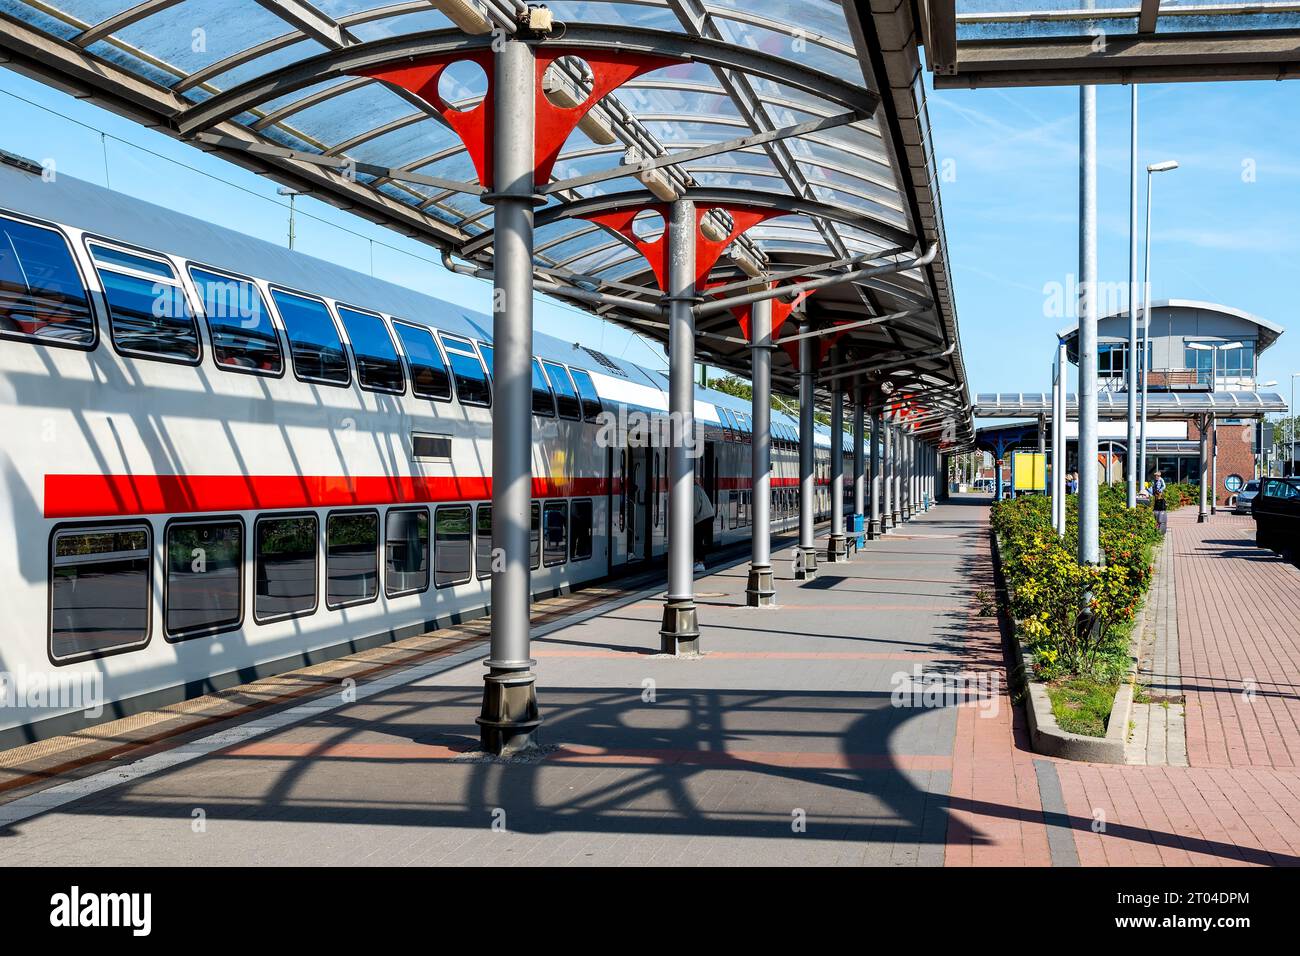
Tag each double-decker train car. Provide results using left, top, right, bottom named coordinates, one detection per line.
left=0, top=160, right=837, bottom=748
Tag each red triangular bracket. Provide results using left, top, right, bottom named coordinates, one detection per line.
left=356, top=48, right=678, bottom=190
left=582, top=203, right=785, bottom=292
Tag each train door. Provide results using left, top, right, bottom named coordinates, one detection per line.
left=627, top=445, right=649, bottom=561
left=703, top=440, right=718, bottom=546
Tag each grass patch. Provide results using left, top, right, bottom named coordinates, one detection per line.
left=1047, top=676, right=1119, bottom=737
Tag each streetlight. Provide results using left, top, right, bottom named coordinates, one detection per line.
left=1137, top=159, right=1179, bottom=498
left=277, top=186, right=306, bottom=250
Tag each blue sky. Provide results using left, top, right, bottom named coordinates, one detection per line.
left=2, top=68, right=1298, bottom=404
left=929, top=78, right=1300, bottom=400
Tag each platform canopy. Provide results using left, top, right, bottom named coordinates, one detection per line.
left=974, top=390, right=1289, bottom=420
left=920, top=0, right=1300, bottom=88
left=0, top=0, right=975, bottom=446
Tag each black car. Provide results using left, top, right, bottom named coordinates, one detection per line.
left=1252, top=477, right=1300, bottom=554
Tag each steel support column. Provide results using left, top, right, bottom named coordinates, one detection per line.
left=869, top=408, right=883, bottom=538
left=477, top=38, right=540, bottom=756
left=1078, top=83, right=1101, bottom=566
left=889, top=426, right=899, bottom=528
left=826, top=371, right=848, bottom=562
left=796, top=323, right=818, bottom=579
left=1197, top=414, right=1211, bottom=523
left=1052, top=339, right=1065, bottom=536
left=852, top=391, right=866, bottom=546
left=746, top=297, right=776, bottom=607
left=660, top=197, right=701, bottom=653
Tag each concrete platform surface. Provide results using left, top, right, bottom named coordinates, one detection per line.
left=3, top=497, right=1300, bottom=866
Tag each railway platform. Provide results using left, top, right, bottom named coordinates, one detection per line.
left=4, top=497, right=1300, bottom=866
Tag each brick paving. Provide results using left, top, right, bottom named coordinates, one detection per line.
left=4, top=497, right=1300, bottom=865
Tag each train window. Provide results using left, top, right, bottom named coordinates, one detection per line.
left=532, top=358, right=555, bottom=417
left=269, top=289, right=350, bottom=386
left=392, top=320, right=451, bottom=401
left=571, top=499, right=593, bottom=561
left=434, top=505, right=473, bottom=587
left=90, top=243, right=199, bottom=363
left=543, top=501, right=568, bottom=567
left=437, top=332, right=491, bottom=407
left=0, top=215, right=95, bottom=348
left=165, top=518, right=242, bottom=641
left=50, top=523, right=151, bottom=662
left=568, top=367, right=603, bottom=423
left=475, top=504, right=493, bottom=580
left=326, top=511, right=379, bottom=609
left=188, top=266, right=283, bottom=375
left=530, top=501, right=541, bottom=570
left=542, top=361, right=582, bottom=420
left=385, top=507, right=429, bottom=596
left=254, top=514, right=318, bottom=623
left=338, top=306, right=404, bottom=394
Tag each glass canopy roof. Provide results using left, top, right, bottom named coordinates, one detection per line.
left=926, top=0, right=1300, bottom=86
left=0, top=0, right=976, bottom=444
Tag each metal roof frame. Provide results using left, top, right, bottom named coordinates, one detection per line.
left=0, top=0, right=976, bottom=445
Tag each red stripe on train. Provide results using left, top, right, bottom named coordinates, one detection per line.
left=43, top=474, right=610, bottom=519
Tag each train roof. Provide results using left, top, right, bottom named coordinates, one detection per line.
left=0, top=161, right=842, bottom=448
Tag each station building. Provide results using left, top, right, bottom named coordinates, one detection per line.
left=1057, top=300, right=1283, bottom=505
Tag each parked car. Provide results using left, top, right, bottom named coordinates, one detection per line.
left=1233, top=479, right=1261, bottom=514
left=1251, top=477, right=1300, bottom=554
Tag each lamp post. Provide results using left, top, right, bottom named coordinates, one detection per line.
left=1138, top=160, right=1179, bottom=498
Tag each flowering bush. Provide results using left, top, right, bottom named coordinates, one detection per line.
left=992, top=488, right=1157, bottom=682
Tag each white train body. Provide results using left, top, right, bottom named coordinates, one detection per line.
left=0, top=163, right=835, bottom=747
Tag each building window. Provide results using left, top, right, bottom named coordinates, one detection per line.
left=189, top=266, right=283, bottom=375
left=392, top=320, right=452, bottom=401
left=165, top=518, right=243, bottom=640
left=337, top=306, right=404, bottom=394
left=1098, top=343, right=1128, bottom=377
left=543, top=500, right=568, bottom=567
left=385, top=507, right=429, bottom=597
left=1185, top=345, right=1215, bottom=385
left=270, top=289, right=350, bottom=386
left=434, top=505, right=473, bottom=587
left=326, top=511, right=379, bottom=609
left=50, top=523, right=151, bottom=662
left=91, top=242, right=200, bottom=363
left=1, top=214, right=95, bottom=348
left=254, top=514, right=318, bottom=622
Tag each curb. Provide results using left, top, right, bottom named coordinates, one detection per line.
left=993, top=532, right=1134, bottom=764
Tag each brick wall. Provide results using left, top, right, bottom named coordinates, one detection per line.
left=1214, top=422, right=1257, bottom=506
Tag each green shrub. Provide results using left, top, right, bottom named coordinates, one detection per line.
left=992, top=488, right=1156, bottom=683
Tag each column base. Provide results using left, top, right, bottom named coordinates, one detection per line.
left=867, top=519, right=881, bottom=540
left=477, top=665, right=542, bottom=756
left=892, top=510, right=902, bottom=525
left=826, top=533, right=848, bottom=563
left=794, top=546, right=818, bottom=580
left=659, top=599, right=700, bottom=655
left=745, top=565, right=776, bottom=607
left=1197, top=511, right=1208, bottom=524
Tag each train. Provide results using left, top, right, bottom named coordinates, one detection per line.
left=0, top=159, right=852, bottom=748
